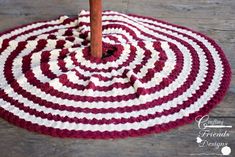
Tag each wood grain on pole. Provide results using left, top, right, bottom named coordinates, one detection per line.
left=89, top=0, right=102, bottom=58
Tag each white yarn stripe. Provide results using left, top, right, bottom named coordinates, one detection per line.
left=0, top=16, right=70, bottom=39
left=14, top=21, right=78, bottom=42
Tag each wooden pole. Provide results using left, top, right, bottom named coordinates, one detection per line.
left=89, top=0, right=102, bottom=58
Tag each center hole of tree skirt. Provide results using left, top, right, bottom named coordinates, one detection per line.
left=102, top=46, right=117, bottom=59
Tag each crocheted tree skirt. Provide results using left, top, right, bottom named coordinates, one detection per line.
left=0, top=10, right=231, bottom=139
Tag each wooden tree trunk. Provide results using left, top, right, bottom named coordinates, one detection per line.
left=89, top=0, right=102, bottom=58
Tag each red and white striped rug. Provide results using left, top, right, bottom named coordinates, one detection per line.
left=0, top=10, right=231, bottom=139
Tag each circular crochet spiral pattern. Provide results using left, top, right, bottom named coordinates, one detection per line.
left=0, top=10, right=231, bottom=139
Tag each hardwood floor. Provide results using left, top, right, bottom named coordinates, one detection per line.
left=0, top=0, right=234, bottom=157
